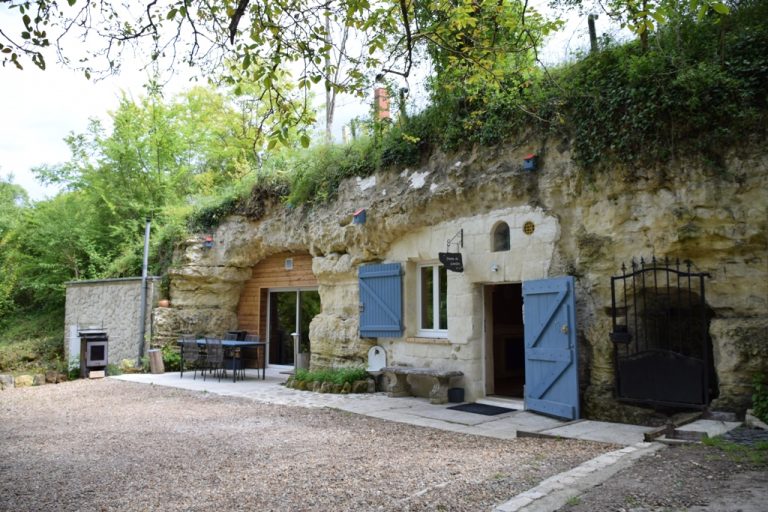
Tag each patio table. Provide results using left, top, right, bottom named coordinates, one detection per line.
left=189, top=338, right=268, bottom=382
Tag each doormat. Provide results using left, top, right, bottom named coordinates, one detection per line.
left=446, top=403, right=515, bottom=416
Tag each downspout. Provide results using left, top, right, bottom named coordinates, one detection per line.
left=137, top=217, right=151, bottom=366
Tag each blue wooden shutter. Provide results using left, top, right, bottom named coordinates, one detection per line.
left=523, top=276, right=580, bottom=420
left=359, top=263, right=403, bottom=338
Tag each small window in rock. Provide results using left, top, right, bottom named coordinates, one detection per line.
left=492, top=222, right=511, bottom=252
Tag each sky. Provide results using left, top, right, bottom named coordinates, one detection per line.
left=0, top=3, right=604, bottom=201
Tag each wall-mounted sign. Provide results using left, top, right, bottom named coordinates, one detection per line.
left=439, top=252, right=464, bottom=273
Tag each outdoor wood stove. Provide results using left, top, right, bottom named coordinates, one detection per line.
left=78, top=326, right=109, bottom=378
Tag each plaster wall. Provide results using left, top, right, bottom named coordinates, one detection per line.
left=379, top=207, right=559, bottom=401
left=64, top=277, right=160, bottom=367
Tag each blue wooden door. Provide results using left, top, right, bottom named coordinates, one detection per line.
left=359, top=263, right=403, bottom=338
left=523, top=276, right=579, bottom=420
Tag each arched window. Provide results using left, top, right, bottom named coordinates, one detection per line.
left=492, top=222, right=510, bottom=252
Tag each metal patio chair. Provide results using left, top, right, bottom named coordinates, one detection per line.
left=179, top=334, right=202, bottom=380
left=204, top=337, right=224, bottom=382
left=245, top=334, right=264, bottom=380
left=222, top=332, right=245, bottom=380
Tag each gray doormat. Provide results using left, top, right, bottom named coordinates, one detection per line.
left=447, top=403, right=515, bottom=416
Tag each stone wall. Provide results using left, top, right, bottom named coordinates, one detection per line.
left=156, top=139, right=768, bottom=419
left=65, top=277, right=160, bottom=367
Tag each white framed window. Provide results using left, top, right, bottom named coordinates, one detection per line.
left=417, top=263, right=448, bottom=337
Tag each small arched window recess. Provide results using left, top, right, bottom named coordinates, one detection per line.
left=492, top=222, right=511, bottom=252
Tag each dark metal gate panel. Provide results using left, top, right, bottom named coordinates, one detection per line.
left=523, top=276, right=579, bottom=420
left=611, top=257, right=711, bottom=408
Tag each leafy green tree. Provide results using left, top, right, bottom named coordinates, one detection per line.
left=1, top=191, right=106, bottom=310
left=1, top=0, right=564, bottom=141
left=0, top=175, right=28, bottom=239
left=554, top=0, right=730, bottom=51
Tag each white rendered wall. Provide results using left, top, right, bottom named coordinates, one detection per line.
left=380, top=206, right=559, bottom=401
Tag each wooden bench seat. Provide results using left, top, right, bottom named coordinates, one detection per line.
left=381, top=366, right=464, bottom=404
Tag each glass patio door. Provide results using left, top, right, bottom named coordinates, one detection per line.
left=267, top=289, right=320, bottom=367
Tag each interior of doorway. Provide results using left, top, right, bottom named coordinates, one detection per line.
left=267, top=289, right=320, bottom=367
left=486, top=283, right=525, bottom=398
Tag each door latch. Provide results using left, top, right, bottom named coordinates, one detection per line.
left=359, top=303, right=365, bottom=313
left=561, top=324, right=569, bottom=335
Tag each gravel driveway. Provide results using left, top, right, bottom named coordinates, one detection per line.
left=0, top=379, right=611, bottom=511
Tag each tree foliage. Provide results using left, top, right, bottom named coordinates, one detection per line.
left=1, top=0, right=562, bottom=141
left=0, top=83, right=290, bottom=314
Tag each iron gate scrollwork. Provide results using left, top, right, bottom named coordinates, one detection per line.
left=611, top=257, right=713, bottom=408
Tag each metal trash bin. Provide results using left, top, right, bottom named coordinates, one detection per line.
left=448, top=387, right=464, bottom=403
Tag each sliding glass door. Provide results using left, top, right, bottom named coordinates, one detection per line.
left=267, top=289, right=320, bottom=367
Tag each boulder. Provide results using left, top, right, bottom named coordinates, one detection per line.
left=319, top=381, right=334, bottom=393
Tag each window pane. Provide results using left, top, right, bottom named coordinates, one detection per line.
left=493, top=222, right=510, bottom=251
left=439, top=266, right=448, bottom=330
left=421, top=266, right=434, bottom=330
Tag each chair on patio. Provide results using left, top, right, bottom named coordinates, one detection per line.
left=204, top=337, right=225, bottom=382
left=224, top=332, right=246, bottom=381
left=179, top=334, right=203, bottom=380
left=245, top=334, right=263, bottom=379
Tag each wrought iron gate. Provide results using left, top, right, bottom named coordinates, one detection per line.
left=611, top=257, right=712, bottom=408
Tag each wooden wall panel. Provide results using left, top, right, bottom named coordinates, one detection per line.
left=236, top=252, right=317, bottom=338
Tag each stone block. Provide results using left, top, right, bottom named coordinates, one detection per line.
left=45, top=371, right=67, bottom=384
left=352, top=380, right=369, bottom=393
left=14, top=375, right=34, bottom=387
left=0, top=374, right=14, bottom=390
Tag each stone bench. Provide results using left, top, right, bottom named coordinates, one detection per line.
left=381, top=366, right=464, bottom=404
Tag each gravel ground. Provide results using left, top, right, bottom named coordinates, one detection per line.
left=0, top=379, right=611, bottom=512
left=559, top=440, right=768, bottom=512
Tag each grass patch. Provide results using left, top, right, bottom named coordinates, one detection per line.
left=703, top=436, right=768, bottom=466
left=0, top=308, right=64, bottom=374
left=293, top=367, right=369, bottom=386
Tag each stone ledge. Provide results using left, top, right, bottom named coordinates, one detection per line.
left=406, top=337, right=452, bottom=345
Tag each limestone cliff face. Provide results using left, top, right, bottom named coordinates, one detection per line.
left=155, top=139, right=768, bottom=418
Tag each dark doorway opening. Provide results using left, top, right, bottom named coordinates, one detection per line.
left=490, top=283, right=525, bottom=397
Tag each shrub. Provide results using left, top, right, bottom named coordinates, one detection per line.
left=753, top=373, right=768, bottom=423
left=293, top=366, right=369, bottom=386
left=161, top=344, right=182, bottom=372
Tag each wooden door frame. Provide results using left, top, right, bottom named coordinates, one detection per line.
left=483, top=282, right=524, bottom=398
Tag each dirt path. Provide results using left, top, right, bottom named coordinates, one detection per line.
left=0, top=379, right=611, bottom=511
left=559, top=440, right=768, bottom=511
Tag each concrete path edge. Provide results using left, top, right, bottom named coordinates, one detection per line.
left=493, top=441, right=666, bottom=512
